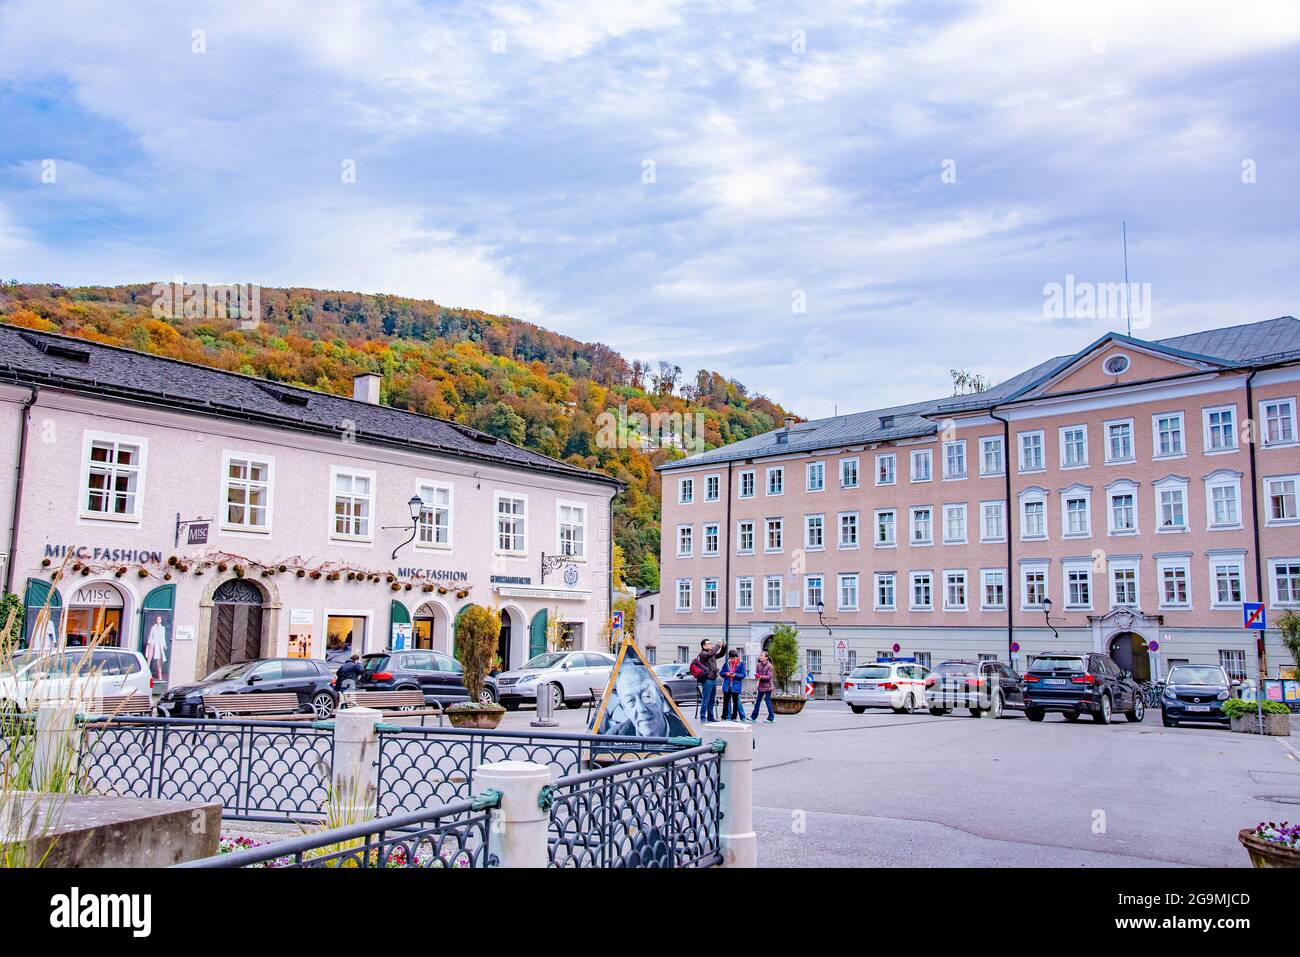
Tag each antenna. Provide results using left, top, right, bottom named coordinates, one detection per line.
left=1122, top=221, right=1132, bottom=337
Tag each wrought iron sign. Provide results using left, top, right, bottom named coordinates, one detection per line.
left=541, top=553, right=578, bottom=586
left=175, top=513, right=213, bottom=547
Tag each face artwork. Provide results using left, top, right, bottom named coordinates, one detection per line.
left=593, top=641, right=694, bottom=739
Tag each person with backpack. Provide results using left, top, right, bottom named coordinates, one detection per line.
left=720, top=648, right=749, bottom=722
left=690, top=638, right=727, bottom=723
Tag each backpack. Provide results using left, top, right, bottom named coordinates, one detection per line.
left=689, top=657, right=707, bottom=680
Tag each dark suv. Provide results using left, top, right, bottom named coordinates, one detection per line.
left=1022, top=652, right=1144, bottom=724
left=358, top=650, right=498, bottom=705
left=1161, top=664, right=1235, bottom=727
left=925, top=659, right=1026, bottom=718
left=157, top=658, right=339, bottom=718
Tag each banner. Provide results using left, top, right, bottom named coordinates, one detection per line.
left=590, top=639, right=695, bottom=738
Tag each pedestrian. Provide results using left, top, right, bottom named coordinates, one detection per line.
left=690, top=638, right=727, bottom=723
left=336, top=654, right=364, bottom=692
left=720, top=648, right=748, bottom=722
left=750, top=650, right=775, bottom=723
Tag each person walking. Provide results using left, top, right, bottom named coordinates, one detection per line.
left=336, top=654, right=364, bottom=692
left=750, top=650, right=776, bottom=723
left=720, top=648, right=749, bottom=722
left=691, top=639, right=727, bottom=723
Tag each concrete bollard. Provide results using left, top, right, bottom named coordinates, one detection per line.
left=708, top=720, right=756, bottom=868
left=475, top=760, right=553, bottom=868
left=330, top=706, right=381, bottom=822
left=33, top=700, right=79, bottom=792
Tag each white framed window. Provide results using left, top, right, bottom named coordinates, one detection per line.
left=981, top=569, right=1006, bottom=610
left=82, top=432, right=147, bottom=521
left=1153, top=412, right=1185, bottom=458
left=1157, top=559, right=1191, bottom=609
left=943, top=440, right=967, bottom=480
left=702, top=578, right=719, bottom=612
left=1059, top=426, right=1088, bottom=469
left=1064, top=564, right=1092, bottom=610
left=806, top=461, right=825, bottom=492
left=416, top=481, right=452, bottom=548
left=678, top=477, right=694, bottom=504
left=738, top=470, right=756, bottom=498
left=910, top=507, right=933, bottom=545
left=875, top=509, right=896, bottom=547
left=876, top=453, right=896, bottom=486
left=764, top=576, right=783, bottom=611
left=1155, top=477, right=1188, bottom=532
left=875, top=572, right=896, bottom=610
left=1020, top=490, right=1047, bottom=540
left=943, top=503, right=967, bottom=544
left=736, top=576, right=754, bottom=611
left=704, top=474, right=721, bottom=502
left=1204, top=472, right=1242, bottom=529
left=838, top=511, right=859, bottom=549
left=1265, top=475, right=1299, bottom=524
left=766, top=466, right=784, bottom=496
left=1209, top=556, right=1244, bottom=608
left=838, top=573, right=859, bottom=611
left=677, top=524, right=694, bottom=557
left=333, top=468, right=376, bottom=541
left=805, top=514, right=825, bottom=550
left=1261, top=397, right=1297, bottom=447
left=1219, top=649, right=1249, bottom=682
left=807, top=649, right=823, bottom=675
left=737, top=520, right=755, bottom=554
left=702, top=522, right=720, bottom=556
left=910, top=571, right=933, bottom=610
left=1020, top=564, right=1048, bottom=609
left=804, top=575, right=824, bottom=611
left=944, top=570, right=967, bottom=610
left=1203, top=405, right=1238, bottom=453
left=675, top=578, right=692, bottom=612
left=1270, top=559, right=1300, bottom=606
left=1061, top=486, right=1091, bottom=538
left=980, top=501, right=1005, bottom=542
left=911, top=448, right=933, bottom=482
left=1105, top=418, right=1135, bottom=463
left=1018, top=431, right=1044, bottom=472
left=223, top=452, right=273, bottom=531
left=980, top=436, right=1004, bottom=476
left=1107, top=481, right=1139, bottom=535
left=1110, top=561, right=1139, bottom=608
left=840, top=457, right=860, bottom=489
left=765, top=517, right=784, bottom=552
left=558, top=502, right=586, bottom=558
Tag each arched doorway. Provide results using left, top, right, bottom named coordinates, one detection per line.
left=208, top=579, right=266, bottom=672
left=65, top=581, right=128, bottom=648
left=497, top=613, right=512, bottom=673
left=1108, top=631, right=1150, bottom=682
left=412, top=601, right=450, bottom=653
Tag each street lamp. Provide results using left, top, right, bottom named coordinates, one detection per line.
left=386, top=495, right=425, bottom=560
left=1041, top=596, right=1059, bottom=640
left=815, top=600, right=832, bottom=636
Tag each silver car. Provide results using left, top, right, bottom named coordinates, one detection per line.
left=496, top=651, right=616, bottom=710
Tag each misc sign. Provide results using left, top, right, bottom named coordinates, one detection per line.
left=44, top=544, right=164, bottom=564
left=70, top=585, right=123, bottom=607
left=394, top=567, right=469, bottom=582
left=186, top=522, right=210, bottom=545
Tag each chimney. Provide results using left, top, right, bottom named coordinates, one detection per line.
left=353, top=373, right=381, bottom=405
left=784, top=415, right=795, bottom=431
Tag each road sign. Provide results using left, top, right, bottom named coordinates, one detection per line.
left=1148, top=640, right=1160, bottom=652
left=835, top=639, right=848, bottom=662
left=612, top=610, right=623, bottom=628
left=892, top=642, right=901, bottom=653
left=1243, top=602, right=1267, bottom=630
left=804, top=673, right=815, bottom=697
left=1010, top=641, right=1020, bottom=653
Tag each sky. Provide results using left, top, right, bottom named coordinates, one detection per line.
left=1, top=0, right=1298, bottom=418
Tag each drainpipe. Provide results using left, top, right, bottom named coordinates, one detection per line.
left=4, top=386, right=38, bottom=595
left=723, top=461, right=733, bottom=653
left=1245, top=371, right=1268, bottom=680
left=990, top=410, right=1014, bottom=665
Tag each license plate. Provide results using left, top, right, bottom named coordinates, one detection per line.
left=1188, top=705, right=1211, bottom=712
left=1044, top=678, right=1068, bottom=686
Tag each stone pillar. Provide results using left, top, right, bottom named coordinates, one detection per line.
left=709, top=720, right=756, bottom=868
left=330, top=706, right=381, bottom=822
left=475, top=760, right=553, bottom=868
left=33, top=700, right=78, bottom=792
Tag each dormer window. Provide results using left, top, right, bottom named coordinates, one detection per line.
left=880, top=415, right=895, bottom=429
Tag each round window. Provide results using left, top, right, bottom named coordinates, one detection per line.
left=1103, top=354, right=1130, bottom=376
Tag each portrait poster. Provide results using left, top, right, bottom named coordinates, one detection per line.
left=589, top=639, right=695, bottom=739
left=139, top=608, right=174, bottom=691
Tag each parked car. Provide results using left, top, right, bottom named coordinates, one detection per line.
left=1022, top=652, right=1144, bottom=724
left=843, top=661, right=931, bottom=714
left=0, top=647, right=153, bottom=712
left=1161, top=664, right=1235, bottom=727
left=156, top=658, right=338, bottom=718
left=357, top=649, right=498, bottom=705
left=924, top=659, right=1026, bottom=718
left=496, top=651, right=617, bottom=710
left=653, top=662, right=702, bottom=705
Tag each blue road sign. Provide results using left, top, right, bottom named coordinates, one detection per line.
left=1243, top=602, right=1267, bottom=630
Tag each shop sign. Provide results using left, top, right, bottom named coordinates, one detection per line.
left=44, top=544, right=164, bottom=564
left=394, top=566, right=469, bottom=582
left=71, top=585, right=124, bottom=607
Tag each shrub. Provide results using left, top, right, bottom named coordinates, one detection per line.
left=1279, top=610, right=1300, bottom=677
left=453, top=604, right=500, bottom=705
left=1222, top=698, right=1291, bottom=719
left=767, top=624, right=799, bottom=694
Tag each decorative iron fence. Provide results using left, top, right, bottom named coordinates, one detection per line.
left=545, top=742, right=724, bottom=868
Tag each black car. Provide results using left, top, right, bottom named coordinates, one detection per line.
left=358, top=650, right=499, bottom=705
left=1022, top=652, right=1144, bottom=724
left=925, top=659, right=1026, bottom=718
left=1161, top=664, right=1235, bottom=727
left=156, top=658, right=339, bottom=718
left=653, top=662, right=702, bottom=705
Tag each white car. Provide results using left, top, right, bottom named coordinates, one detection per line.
left=0, top=647, right=153, bottom=712
left=842, top=661, right=932, bottom=714
left=496, top=651, right=617, bottom=710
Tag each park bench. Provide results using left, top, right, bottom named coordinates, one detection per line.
left=339, top=690, right=444, bottom=726
left=201, top=692, right=311, bottom=720
left=78, top=692, right=155, bottom=720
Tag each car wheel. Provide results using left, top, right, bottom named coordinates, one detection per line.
left=987, top=692, right=1005, bottom=719
left=1063, top=712, right=1081, bottom=722
left=1126, top=695, right=1145, bottom=723
left=1025, top=708, right=1045, bottom=722
left=550, top=685, right=565, bottom=710
left=1162, top=712, right=1178, bottom=728
left=1093, top=694, right=1112, bottom=724
left=850, top=705, right=866, bottom=714
left=928, top=707, right=951, bottom=716
left=502, top=700, right=520, bottom=712
left=478, top=688, right=497, bottom=705
left=310, top=692, right=336, bottom=719
left=892, top=695, right=914, bottom=714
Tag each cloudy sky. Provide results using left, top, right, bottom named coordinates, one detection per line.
left=2, top=0, right=1298, bottom=417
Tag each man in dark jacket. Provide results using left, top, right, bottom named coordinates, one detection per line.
left=693, top=639, right=727, bottom=722
left=336, top=654, right=364, bottom=692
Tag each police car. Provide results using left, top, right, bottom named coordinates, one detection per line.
left=842, top=658, right=932, bottom=714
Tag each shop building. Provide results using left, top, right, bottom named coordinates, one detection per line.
left=658, top=317, right=1300, bottom=689
left=0, top=325, right=619, bottom=689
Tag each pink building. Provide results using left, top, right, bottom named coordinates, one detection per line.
left=658, top=318, right=1300, bottom=690
left=0, top=325, right=618, bottom=689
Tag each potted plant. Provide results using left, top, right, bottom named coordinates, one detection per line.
left=445, top=604, right=507, bottom=730
left=1222, top=697, right=1292, bottom=736
left=1239, top=821, right=1300, bottom=867
left=768, top=624, right=805, bottom=715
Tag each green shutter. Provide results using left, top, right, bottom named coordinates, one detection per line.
left=22, top=577, right=62, bottom=647
left=529, top=609, right=548, bottom=659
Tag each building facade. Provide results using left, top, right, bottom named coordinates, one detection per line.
left=1, top=325, right=619, bottom=690
left=658, top=318, right=1300, bottom=690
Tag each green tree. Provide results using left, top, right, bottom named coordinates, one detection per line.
left=1279, top=610, right=1300, bottom=676
left=638, top=552, right=660, bottom=591
left=486, top=402, right=526, bottom=445
left=0, top=593, right=23, bottom=654
left=453, top=604, right=500, bottom=704
left=768, top=624, right=799, bottom=695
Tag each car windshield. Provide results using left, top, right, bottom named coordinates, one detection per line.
left=653, top=663, right=683, bottom=677
left=363, top=656, right=391, bottom=673
left=522, top=653, right=568, bottom=670
left=850, top=666, right=891, bottom=679
left=1029, top=655, right=1085, bottom=673
left=1167, top=666, right=1227, bottom=686
left=204, top=661, right=257, bottom=680
left=936, top=661, right=976, bottom=675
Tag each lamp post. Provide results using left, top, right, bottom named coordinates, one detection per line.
left=815, top=600, right=832, bottom=637
left=1042, top=597, right=1059, bottom=640
left=385, top=495, right=425, bottom=560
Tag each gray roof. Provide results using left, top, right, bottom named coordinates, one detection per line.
left=0, top=324, right=618, bottom=488
left=661, top=316, right=1300, bottom=472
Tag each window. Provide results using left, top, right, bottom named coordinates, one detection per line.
left=704, top=474, right=721, bottom=502
left=1106, top=419, right=1135, bottom=463
left=737, top=520, right=755, bottom=554
left=702, top=522, right=720, bottom=556
left=1262, top=398, right=1297, bottom=446
left=1065, top=565, right=1092, bottom=609
left=838, top=574, right=859, bottom=611
left=943, top=504, right=967, bottom=544
left=739, top=470, right=755, bottom=498
left=1062, top=491, right=1090, bottom=537
left=910, top=507, right=933, bottom=545
left=416, top=482, right=451, bottom=547
left=736, top=577, right=754, bottom=611
left=764, top=576, right=783, bottom=611
left=981, top=501, right=1005, bottom=542
left=675, top=579, right=692, bottom=612
left=1111, top=563, right=1138, bottom=607
left=805, top=575, right=824, bottom=611
left=943, top=441, right=966, bottom=479
left=1153, top=413, right=1184, bottom=457
left=1206, top=476, right=1241, bottom=529
left=980, top=437, right=1004, bottom=476
left=333, top=470, right=374, bottom=540
left=224, top=455, right=271, bottom=530
left=806, top=462, right=825, bottom=492
left=1219, top=649, right=1247, bottom=682
left=1103, top=353, right=1131, bottom=375
left=1018, top=432, right=1044, bottom=472
left=805, top=514, right=825, bottom=550
left=875, top=509, right=896, bottom=546
left=876, top=453, right=896, bottom=485
left=944, top=570, right=967, bottom=610
left=677, top=524, right=693, bottom=557
left=1159, top=561, right=1190, bottom=608
left=981, top=570, right=1005, bottom=610
left=766, top=467, right=784, bottom=496
left=1108, top=484, right=1138, bottom=534
left=1273, top=560, right=1300, bottom=605
left=915, top=652, right=932, bottom=671
left=1021, top=495, right=1046, bottom=539
left=807, top=650, right=823, bottom=675
left=558, top=502, right=586, bottom=558
left=911, top=449, right=932, bottom=482
left=83, top=434, right=145, bottom=519
left=875, top=573, right=896, bottom=610
left=910, top=572, right=933, bottom=610
left=1060, top=426, right=1088, bottom=468
left=1266, top=476, right=1299, bottom=523
left=838, top=512, right=859, bottom=549
left=765, top=518, right=784, bottom=552
left=702, top=578, right=719, bottom=612
left=677, top=645, right=690, bottom=662
left=840, top=458, right=860, bottom=489
left=1211, top=560, right=1243, bottom=607
left=1021, top=566, right=1048, bottom=609
left=678, top=477, right=694, bottom=504
left=1156, top=480, right=1188, bottom=531
left=1204, top=406, right=1238, bottom=452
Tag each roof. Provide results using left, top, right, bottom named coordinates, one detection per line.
left=660, top=316, right=1300, bottom=472
left=0, top=324, right=619, bottom=489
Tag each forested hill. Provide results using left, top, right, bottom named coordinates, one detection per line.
left=0, top=283, right=792, bottom=588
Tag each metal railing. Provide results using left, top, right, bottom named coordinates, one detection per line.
left=545, top=742, right=724, bottom=868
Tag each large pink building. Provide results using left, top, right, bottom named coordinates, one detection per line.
left=657, top=318, right=1300, bottom=690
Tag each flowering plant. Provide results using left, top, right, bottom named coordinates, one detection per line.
left=1251, top=821, right=1300, bottom=849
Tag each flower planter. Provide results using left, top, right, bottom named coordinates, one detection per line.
left=1229, top=713, right=1291, bottom=736
left=772, top=695, right=806, bottom=715
left=446, top=705, right=506, bottom=730
left=1239, top=828, right=1300, bottom=867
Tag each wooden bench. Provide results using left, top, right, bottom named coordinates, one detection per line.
left=201, top=692, right=311, bottom=720
left=339, top=690, right=444, bottom=726
left=97, top=693, right=154, bottom=716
